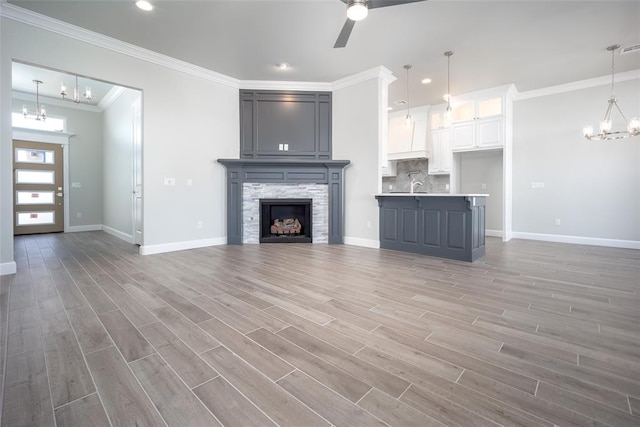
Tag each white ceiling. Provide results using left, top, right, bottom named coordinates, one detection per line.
left=8, top=0, right=640, bottom=109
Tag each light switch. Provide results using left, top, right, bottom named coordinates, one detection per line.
left=71, top=182, right=81, bottom=188
left=186, top=178, right=193, bottom=187
left=531, top=182, right=545, bottom=189
left=163, top=178, right=176, bottom=186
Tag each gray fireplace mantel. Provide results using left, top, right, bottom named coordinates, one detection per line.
left=218, top=159, right=350, bottom=244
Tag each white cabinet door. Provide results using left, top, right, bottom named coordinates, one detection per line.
left=452, top=122, right=474, bottom=151
left=476, top=117, right=503, bottom=148
left=429, top=129, right=451, bottom=175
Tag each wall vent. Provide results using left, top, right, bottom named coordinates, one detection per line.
left=620, top=44, right=640, bottom=55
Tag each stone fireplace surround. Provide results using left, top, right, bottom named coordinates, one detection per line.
left=217, top=159, right=350, bottom=244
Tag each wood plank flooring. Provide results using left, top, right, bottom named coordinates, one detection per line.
left=1, top=231, right=639, bottom=426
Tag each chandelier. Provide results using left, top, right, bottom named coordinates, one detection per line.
left=22, top=79, right=46, bottom=121
left=60, top=75, right=93, bottom=104
left=583, top=45, right=640, bottom=140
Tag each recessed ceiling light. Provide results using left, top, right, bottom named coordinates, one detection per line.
left=276, top=63, right=290, bottom=70
left=136, top=1, right=153, bottom=11
left=421, top=78, right=432, bottom=84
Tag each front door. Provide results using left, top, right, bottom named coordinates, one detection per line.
left=13, top=140, right=64, bottom=235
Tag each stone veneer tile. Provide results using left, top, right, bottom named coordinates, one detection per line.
left=242, top=184, right=329, bottom=244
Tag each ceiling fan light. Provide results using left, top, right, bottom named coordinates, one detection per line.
left=136, top=1, right=153, bottom=11
left=347, top=0, right=368, bottom=21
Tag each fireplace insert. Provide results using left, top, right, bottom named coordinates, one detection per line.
left=259, top=199, right=312, bottom=243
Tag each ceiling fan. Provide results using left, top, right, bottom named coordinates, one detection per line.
left=334, top=0, right=428, bottom=48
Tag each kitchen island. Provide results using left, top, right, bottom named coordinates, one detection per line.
left=375, top=193, right=488, bottom=262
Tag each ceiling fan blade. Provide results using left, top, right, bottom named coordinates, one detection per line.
left=334, top=19, right=356, bottom=48
left=368, top=0, right=427, bottom=9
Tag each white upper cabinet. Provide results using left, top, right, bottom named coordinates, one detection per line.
left=388, top=106, right=429, bottom=160
left=449, top=89, right=511, bottom=152
left=428, top=128, right=452, bottom=175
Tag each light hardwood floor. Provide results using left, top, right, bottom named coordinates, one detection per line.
left=1, top=231, right=639, bottom=426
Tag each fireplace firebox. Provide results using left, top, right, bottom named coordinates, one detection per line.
left=260, top=199, right=312, bottom=243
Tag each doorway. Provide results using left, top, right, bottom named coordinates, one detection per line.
left=13, top=140, right=64, bottom=235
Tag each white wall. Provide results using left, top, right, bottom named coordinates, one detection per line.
left=513, top=78, right=640, bottom=244
left=459, top=150, right=503, bottom=232
left=1, top=15, right=239, bottom=268
left=103, top=88, right=140, bottom=239
left=333, top=78, right=382, bottom=247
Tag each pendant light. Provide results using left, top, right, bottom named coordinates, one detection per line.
left=443, top=51, right=454, bottom=127
left=404, top=64, right=412, bottom=126
left=22, top=80, right=46, bottom=121
left=583, top=44, right=640, bottom=140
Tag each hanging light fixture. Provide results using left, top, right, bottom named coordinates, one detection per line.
left=583, top=44, right=640, bottom=140
left=60, top=75, right=93, bottom=104
left=443, top=51, right=454, bottom=127
left=404, top=64, right=412, bottom=126
left=347, top=0, right=368, bottom=21
left=22, top=80, right=46, bottom=121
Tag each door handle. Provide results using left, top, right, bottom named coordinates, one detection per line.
left=57, top=192, right=63, bottom=197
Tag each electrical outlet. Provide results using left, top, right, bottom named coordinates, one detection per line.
left=389, top=184, right=393, bottom=190
left=76, top=212, right=82, bottom=219
left=481, top=183, right=487, bottom=190
left=531, top=182, right=545, bottom=189
left=163, top=178, right=176, bottom=186
left=445, top=184, right=450, bottom=190
left=197, top=221, right=203, bottom=229
left=555, top=219, right=561, bottom=226
left=186, top=178, right=193, bottom=187
left=366, top=221, right=372, bottom=229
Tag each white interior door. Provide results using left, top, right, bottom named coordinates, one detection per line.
left=132, top=97, right=143, bottom=245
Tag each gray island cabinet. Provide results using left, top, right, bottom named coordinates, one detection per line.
left=375, top=194, right=488, bottom=262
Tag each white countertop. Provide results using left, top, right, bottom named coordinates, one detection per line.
left=374, top=193, right=489, bottom=197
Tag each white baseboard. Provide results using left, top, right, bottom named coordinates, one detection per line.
left=344, top=236, right=380, bottom=249
left=485, top=229, right=503, bottom=238
left=67, top=224, right=102, bottom=233
left=511, top=231, right=640, bottom=250
left=102, top=225, right=134, bottom=244
left=140, top=236, right=227, bottom=255
left=0, top=261, right=17, bottom=276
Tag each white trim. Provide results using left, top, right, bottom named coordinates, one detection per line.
left=67, top=224, right=102, bottom=233
left=0, top=3, right=240, bottom=89
left=0, top=261, right=17, bottom=276
left=139, top=236, right=227, bottom=255
left=102, top=225, right=134, bottom=244
left=332, top=66, right=396, bottom=91
left=515, top=69, right=640, bottom=101
left=240, top=80, right=332, bottom=92
left=12, top=128, right=75, bottom=144
left=511, top=231, right=640, bottom=250
left=485, top=229, right=503, bottom=238
left=344, top=236, right=380, bottom=249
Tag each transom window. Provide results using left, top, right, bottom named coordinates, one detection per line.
left=12, top=112, right=66, bottom=132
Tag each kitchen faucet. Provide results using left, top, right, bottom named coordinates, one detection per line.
left=408, top=172, right=423, bottom=194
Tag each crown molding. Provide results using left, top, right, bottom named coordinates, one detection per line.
left=98, top=86, right=126, bottom=111
left=239, top=80, right=332, bottom=92
left=332, top=66, right=397, bottom=91
left=516, top=69, right=640, bottom=100
left=0, top=2, right=240, bottom=89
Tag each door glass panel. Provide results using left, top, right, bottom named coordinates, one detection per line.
left=15, top=148, right=55, bottom=164
left=15, top=169, right=55, bottom=184
left=17, top=211, right=55, bottom=226
left=478, top=97, right=502, bottom=118
left=452, top=101, right=474, bottom=122
left=16, top=191, right=55, bottom=205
